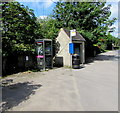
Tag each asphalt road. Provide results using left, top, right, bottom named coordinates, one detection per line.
left=2, top=50, right=119, bottom=111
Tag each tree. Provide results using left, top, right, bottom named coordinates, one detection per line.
left=53, top=2, right=117, bottom=44
left=37, top=17, right=59, bottom=40
left=2, top=1, right=41, bottom=56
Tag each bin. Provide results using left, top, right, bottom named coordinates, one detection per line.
left=72, top=54, right=80, bottom=69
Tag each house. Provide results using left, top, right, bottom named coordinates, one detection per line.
left=55, top=28, right=85, bottom=67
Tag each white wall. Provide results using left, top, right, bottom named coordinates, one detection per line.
left=55, top=28, right=85, bottom=67
left=55, top=28, right=71, bottom=67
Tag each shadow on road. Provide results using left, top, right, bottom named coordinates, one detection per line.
left=94, top=54, right=119, bottom=61
left=2, top=81, right=42, bottom=111
left=85, top=51, right=119, bottom=64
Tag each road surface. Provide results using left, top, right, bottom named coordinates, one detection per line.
left=2, top=50, right=119, bottom=111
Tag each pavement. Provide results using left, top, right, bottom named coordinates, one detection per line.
left=2, top=50, right=119, bottom=111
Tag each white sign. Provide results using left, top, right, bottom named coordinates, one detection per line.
left=70, top=29, right=76, bottom=37
left=26, top=56, right=29, bottom=61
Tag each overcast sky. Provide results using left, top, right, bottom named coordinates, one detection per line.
left=17, top=0, right=119, bottom=38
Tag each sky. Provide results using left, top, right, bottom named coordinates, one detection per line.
left=16, top=0, right=119, bottom=38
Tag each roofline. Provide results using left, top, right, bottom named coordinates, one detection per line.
left=62, top=28, right=86, bottom=41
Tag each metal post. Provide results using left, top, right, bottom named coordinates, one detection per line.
left=70, top=29, right=76, bottom=68
left=70, top=31, right=72, bottom=68
left=43, top=40, right=45, bottom=70
left=51, top=41, right=53, bottom=68
left=83, top=42, right=85, bottom=64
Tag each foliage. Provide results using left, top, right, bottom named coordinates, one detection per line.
left=114, top=38, right=120, bottom=47
left=37, top=17, right=59, bottom=40
left=2, top=2, right=41, bottom=56
left=53, top=1, right=117, bottom=47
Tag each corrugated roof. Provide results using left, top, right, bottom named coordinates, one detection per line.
left=63, top=28, right=86, bottom=41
